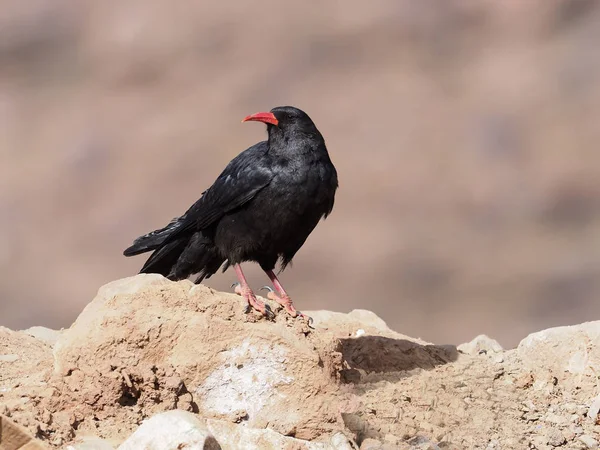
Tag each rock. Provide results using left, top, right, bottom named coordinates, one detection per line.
left=406, top=434, right=440, bottom=449
left=588, top=395, right=600, bottom=422
left=360, top=438, right=383, bottom=449
left=0, top=413, right=47, bottom=450
left=347, top=310, right=390, bottom=331
left=206, top=417, right=355, bottom=449
left=3, top=275, right=600, bottom=450
left=517, top=321, right=600, bottom=376
left=118, top=411, right=218, bottom=450
left=458, top=335, right=503, bottom=356
left=545, top=428, right=565, bottom=447
left=303, top=309, right=391, bottom=335
left=578, top=435, right=599, bottom=450
left=562, top=428, right=576, bottom=442
left=66, top=436, right=116, bottom=450
left=21, top=326, right=62, bottom=347
left=530, top=435, right=549, bottom=449
left=119, top=411, right=356, bottom=450
left=330, top=432, right=357, bottom=450
left=52, top=275, right=348, bottom=441
left=0, top=326, right=52, bottom=395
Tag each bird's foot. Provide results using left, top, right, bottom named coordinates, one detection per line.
left=232, top=283, right=274, bottom=319
left=260, top=286, right=312, bottom=325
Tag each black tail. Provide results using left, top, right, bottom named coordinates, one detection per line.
left=123, top=217, right=183, bottom=257
left=134, top=231, right=225, bottom=283
left=139, top=238, right=189, bottom=277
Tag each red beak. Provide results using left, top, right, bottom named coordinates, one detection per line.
left=241, top=112, right=279, bottom=126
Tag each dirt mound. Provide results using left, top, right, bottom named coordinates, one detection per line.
left=1, top=275, right=599, bottom=449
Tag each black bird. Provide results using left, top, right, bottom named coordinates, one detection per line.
left=123, top=106, right=338, bottom=319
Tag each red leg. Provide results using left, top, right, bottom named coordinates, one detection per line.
left=264, top=270, right=303, bottom=318
left=233, top=264, right=273, bottom=319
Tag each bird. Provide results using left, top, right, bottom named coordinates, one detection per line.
left=123, top=106, right=338, bottom=320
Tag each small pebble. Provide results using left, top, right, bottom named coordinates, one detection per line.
left=588, top=395, right=600, bottom=422
left=384, top=434, right=400, bottom=445
left=578, top=435, right=599, bottom=450
left=360, top=438, right=382, bottom=450
left=531, top=435, right=548, bottom=448
left=562, top=428, right=575, bottom=442
left=546, top=428, right=565, bottom=447
left=564, top=403, right=578, bottom=414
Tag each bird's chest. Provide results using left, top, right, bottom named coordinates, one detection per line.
left=269, top=169, right=324, bottom=216
left=238, top=169, right=323, bottom=240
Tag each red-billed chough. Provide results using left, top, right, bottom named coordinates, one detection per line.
left=123, top=106, right=338, bottom=319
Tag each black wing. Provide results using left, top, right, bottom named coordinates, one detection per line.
left=162, top=141, right=273, bottom=243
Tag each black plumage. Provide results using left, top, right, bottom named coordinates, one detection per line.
left=123, top=106, right=338, bottom=318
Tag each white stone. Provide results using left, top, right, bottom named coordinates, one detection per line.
left=118, top=411, right=217, bottom=450
left=588, top=395, right=600, bottom=422
left=21, top=326, right=62, bottom=347
left=458, top=335, right=503, bottom=355
left=517, top=321, right=600, bottom=375
left=204, top=418, right=354, bottom=450
left=119, top=414, right=358, bottom=450
left=578, top=435, right=599, bottom=450
left=197, top=339, right=293, bottom=419
left=0, top=354, right=19, bottom=362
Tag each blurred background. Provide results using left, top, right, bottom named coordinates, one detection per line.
left=1, top=0, right=600, bottom=348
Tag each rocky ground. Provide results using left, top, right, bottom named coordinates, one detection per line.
left=1, top=275, right=599, bottom=449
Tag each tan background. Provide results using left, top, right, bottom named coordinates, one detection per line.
left=1, top=0, right=599, bottom=348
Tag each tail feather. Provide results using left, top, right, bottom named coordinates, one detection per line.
left=123, top=217, right=182, bottom=257
left=139, top=238, right=188, bottom=276
left=131, top=230, right=224, bottom=284
left=169, top=232, right=225, bottom=281
left=125, top=216, right=225, bottom=282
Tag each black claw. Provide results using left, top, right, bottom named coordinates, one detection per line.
left=231, top=282, right=240, bottom=289
left=299, top=314, right=314, bottom=328
left=241, top=302, right=274, bottom=320
left=264, top=304, right=275, bottom=320
left=260, top=286, right=274, bottom=293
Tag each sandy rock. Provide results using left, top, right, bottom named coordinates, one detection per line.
left=359, top=438, right=382, bottom=449
left=457, top=335, right=503, bottom=356
left=21, top=327, right=62, bottom=347
left=4, top=275, right=453, bottom=447
left=206, top=417, right=355, bottom=449
left=52, top=274, right=347, bottom=441
left=578, top=435, right=599, bottom=450
left=306, top=309, right=391, bottom=336
left=545, top=428, right=566, bottom=447
left=330, top=432, right=357, bottom=450
left=4, top=275, right=600, bottom=449
left=517, top=321, right=600, bottom=375
left=118, top=411, right=218, bottom=450
left=116, top=410, right=356, bottom=450
left=588, top=394, right=600, bottom=423
left=0, top=326, right=52, bottom=392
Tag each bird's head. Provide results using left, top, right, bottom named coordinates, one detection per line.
left=242, top=106, right=318, bottom=139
